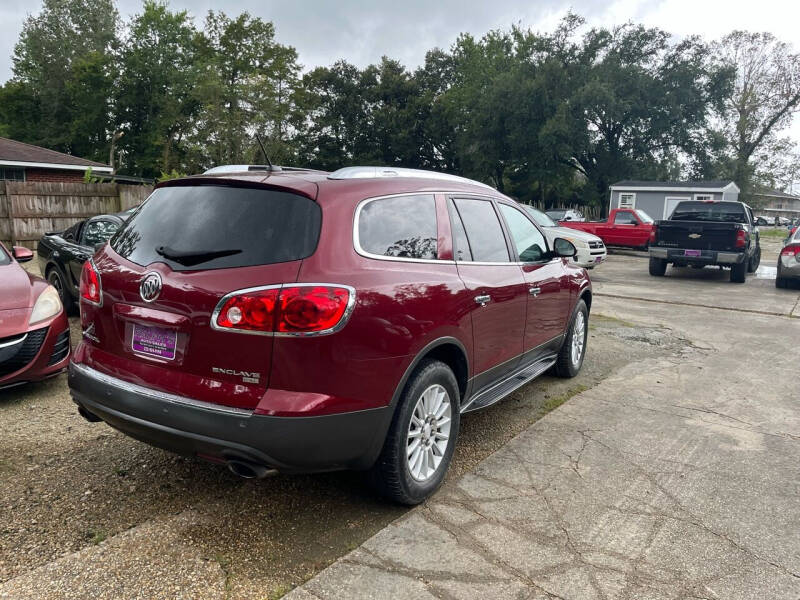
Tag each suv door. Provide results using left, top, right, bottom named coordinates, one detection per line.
left=448, top=197, right=527, bottom=390
left=497, top=202, right=570, bottom=357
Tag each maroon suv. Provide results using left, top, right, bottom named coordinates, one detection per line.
left=69, top=166, right=591, bottom=504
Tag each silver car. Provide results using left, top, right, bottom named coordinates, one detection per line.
left=776, top=226, right=800, bottom=288
left=523, top=205, right=607, bottom=269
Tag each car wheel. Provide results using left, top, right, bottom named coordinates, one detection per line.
left=47, top=268, right=73, bottom=313
left=775, top=277, right=788, bottom=289
left=730, top=260, right=747, bottom=283
left=649, top=257, right=667, bottom=276
left=369, top=360, right=460, bottom=505
left=554, top=299, right=588, bottom=378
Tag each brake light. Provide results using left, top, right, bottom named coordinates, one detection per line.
left=649, top=228, right=657, bottom=244
left=80, top=260, right=102, bottom=305
left=215, top=288, right=279, bottom=332
left=735, top=229, right=748, bottom=248
left=214, top=285, right=354, bottom=335
left=781, top=244, right=800, bottom=257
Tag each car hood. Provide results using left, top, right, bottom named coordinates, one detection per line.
left=0, top=262, right=38, bottom=310
left=544, top=226, right=602, bottom=245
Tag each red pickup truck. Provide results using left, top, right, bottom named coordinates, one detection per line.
left=558, top=208, right=655, bottom=250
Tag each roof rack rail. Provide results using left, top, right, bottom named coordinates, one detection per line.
left=328, top=166, right=495, bottom=190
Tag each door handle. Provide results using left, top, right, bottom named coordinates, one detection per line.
left=474, top=294, right=491, bottom=306
left=529, top=287, right=541, bottom=297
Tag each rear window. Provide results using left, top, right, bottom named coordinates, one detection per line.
left=671, top=202, right=746, bottom=223
left=111, top=185, right=321, bottom=270
left=358, top=194, right=438, bottom=260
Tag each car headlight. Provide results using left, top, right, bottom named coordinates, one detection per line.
left=30, top=285, right=63, bottom=325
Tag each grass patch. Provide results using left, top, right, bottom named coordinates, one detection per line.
left=266, top=584, right=293, bottom=599
left=85, top=528, right=107, bottom=545
left=761, top=228, right=791, bottom=239
left=540, top=384, right=590, bottom=414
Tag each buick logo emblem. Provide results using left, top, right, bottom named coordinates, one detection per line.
left=139, top=272, right=162, bottom=303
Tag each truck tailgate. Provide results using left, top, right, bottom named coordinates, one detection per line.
left=656, top=221, right=740, bottom=251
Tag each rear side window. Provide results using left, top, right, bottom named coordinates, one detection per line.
left=358, top=194, right=437, bottom=260
left=111, top=185, right=321, bottom=270
left=452, top=198, right=510, bottom=262
left=614, top=211, right=637, bottom=225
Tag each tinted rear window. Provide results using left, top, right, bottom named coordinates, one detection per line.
left=671, top=202, right=746, bottom=223
left=358, top=194, right=438, bottom=260
left=111, top=185, right=321, bottom=270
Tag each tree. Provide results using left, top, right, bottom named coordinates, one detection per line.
left=188, top=11, right=300, bottom=169
left=115, top=1, right=198, bottom=177
left=709, top=31, right=800, bottom=198
left=3, top=0, right=118, bottom=160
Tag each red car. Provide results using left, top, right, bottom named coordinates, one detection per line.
left=69, top=166, right=591, bottom=504
left=1, top=243, right=70, bottom=390
left=558, top=208, right=655, bottom=249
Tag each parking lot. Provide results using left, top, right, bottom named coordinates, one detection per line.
left=2, top=237, right=798, bottom=599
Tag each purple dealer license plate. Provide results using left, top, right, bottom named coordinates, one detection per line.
left=684, top=249, right=702, bottom=257
left=132, top=324, right=177, bottom=360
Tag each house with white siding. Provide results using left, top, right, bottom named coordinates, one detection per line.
left=608, top=180, right=740, bottom=221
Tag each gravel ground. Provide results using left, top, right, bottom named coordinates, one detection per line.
left=0, top=257, right=726, bottom=598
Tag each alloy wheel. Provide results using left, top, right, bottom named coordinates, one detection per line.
left=406, top=384, right=452, bottom=482
left=571, top=311, right=586, bottom=366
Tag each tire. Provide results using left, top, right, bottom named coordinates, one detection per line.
left=747, top=245, right=761, bottom=273
left=554, top=299, right=588, bottom=378
left=47, top=267, right=73, bottom=313
left=369, top=360, right=460, bottom=505
left=649, top=257, right=667, bottom=276
left=730, top=260, right=747, bottom=283
left=775, top=277, right=788, bottom=289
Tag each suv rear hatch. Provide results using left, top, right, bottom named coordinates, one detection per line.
left=84, top=181, right=321, bottom=410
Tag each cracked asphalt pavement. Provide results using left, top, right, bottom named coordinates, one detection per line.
left=287, top=240, right=800, bottom=600
left=2, top=240, right=799, bottom=599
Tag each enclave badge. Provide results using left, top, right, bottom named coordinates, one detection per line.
left=139, top=272, right=162, bottom=303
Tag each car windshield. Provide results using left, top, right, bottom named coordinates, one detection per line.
left=671, top=201, right=747, bottom=223
left=546, top=210, right=566, bottom=220
left=523, top=205, right=557, bottom=227
left=635, top=209, right=654, bottom=224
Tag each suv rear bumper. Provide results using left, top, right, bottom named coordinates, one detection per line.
left=650, top=247, right=745, bottom=264
left=68, top=362, right=390, bottom=473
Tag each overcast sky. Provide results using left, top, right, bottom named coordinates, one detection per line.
left=1, top=0, right=799, bottom=143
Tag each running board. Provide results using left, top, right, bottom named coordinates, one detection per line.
left=461, top=355, right=557, bottom=413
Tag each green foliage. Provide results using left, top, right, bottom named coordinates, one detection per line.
left=0, top=4, right=796, bottom=205
left=157, top=169, right=187, bottom=182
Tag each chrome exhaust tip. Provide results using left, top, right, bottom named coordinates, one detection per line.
left=227, top=459, right=277, bottom=480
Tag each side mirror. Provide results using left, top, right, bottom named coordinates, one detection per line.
left=553, top=238, right=577, bottom=258
left=12, top=246, right=33, bottom=263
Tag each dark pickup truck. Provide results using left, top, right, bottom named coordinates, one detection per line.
left=37, top=209, right=134, bottom=311
left=648, top=200, right=761, bottom=283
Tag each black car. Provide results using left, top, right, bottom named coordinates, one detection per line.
left=648, top=200, right=761, bottom=283
left=37, top=208, right=136, bottom=311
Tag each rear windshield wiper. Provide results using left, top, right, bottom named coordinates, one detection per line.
left=156, top=245, right=242, bottom=267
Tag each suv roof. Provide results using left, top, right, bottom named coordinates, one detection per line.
left=173, top=165, right=501, bottom=204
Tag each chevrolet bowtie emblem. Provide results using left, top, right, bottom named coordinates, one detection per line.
left=688, top=233, right=701, bottom=239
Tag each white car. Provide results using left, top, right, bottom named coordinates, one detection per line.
left=523, top=205, right=607, bottom=268
left=545, top=208, right=584, bottom=222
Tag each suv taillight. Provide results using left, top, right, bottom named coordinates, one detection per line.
left=214, top=285, right=354, bottom=336
left=735, top=229, right=748, bottom=248
left=649, top=228, right=657, bottom=244
left=80, top=260, right=102, bottom=305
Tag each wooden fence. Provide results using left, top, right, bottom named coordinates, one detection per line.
left=0, top=181, right=153, bottom=249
